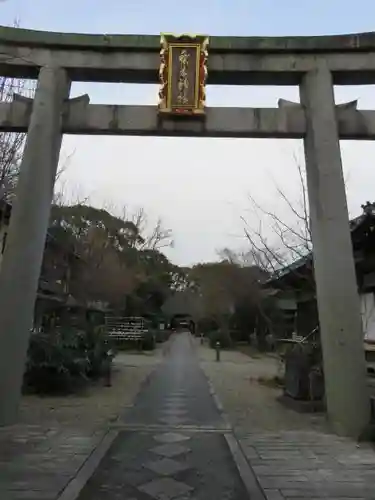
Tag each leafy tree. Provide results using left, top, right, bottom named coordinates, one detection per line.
left=49, top=203, right=178, bottom=314
left=188, top=259, right=264, bottom=337
left=125, top=249, right=187, bottom=316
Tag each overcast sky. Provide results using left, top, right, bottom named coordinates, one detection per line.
left=2, top=0, right=375, bottom=265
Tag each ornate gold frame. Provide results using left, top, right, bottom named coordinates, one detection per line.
left=158, top=33, right=209, bottom=116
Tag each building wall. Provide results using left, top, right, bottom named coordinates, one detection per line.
left=293, top=293, right=373, bottom=340
left=360, top=292, right=375, bottom=341
left=296, top=298, right=319, bottom=338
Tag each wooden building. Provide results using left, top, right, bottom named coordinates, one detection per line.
left=265, top=202, right=375, bottom=344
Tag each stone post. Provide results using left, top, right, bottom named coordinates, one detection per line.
left=300, top=65, right=370, bottom=437
left=0, top=66, right=70, bottom=425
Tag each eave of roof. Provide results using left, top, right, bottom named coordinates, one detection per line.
left=265, top=209, right=375, bottom=285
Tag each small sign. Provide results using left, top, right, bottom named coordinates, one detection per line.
left=158, top=33, right=209, bottom=116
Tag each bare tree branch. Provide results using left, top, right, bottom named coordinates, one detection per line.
left=241, top=154, right=314, bottom=288
left=105, top=204, right=174, bottom=251
left=0, top=73, right=36, bottom=202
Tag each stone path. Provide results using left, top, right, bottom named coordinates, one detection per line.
left=199, top=343, right=375, bottom=500
left=4, top=336, right=375, bottom=499
left=0, top=351, right=159, bottom=500
left=76, top=333, right=258, bottom=500
left=240, top=431, right=375, bottom=500
left=0, top=424, right=104, bottom=500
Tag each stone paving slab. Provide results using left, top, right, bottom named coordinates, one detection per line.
left=121, top=337, right=223, bottom=430
left=0, top=351, right=160, bottom=500
left=76, top=430, right=249, bottom=500
left=8, top=335, right=375, bottom=499
left=75, top=333, right=259, bottom=499
left=199, top=342, right=375, bottom=499
left=0, top=425, right=103, bottom=500
left=238, top=430, right=375, bottom=499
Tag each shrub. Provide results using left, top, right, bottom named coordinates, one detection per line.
left=24, top=325, right=111, bottom=394
left=24, top=329, right=90, bottom=393
left=85, top=324, right=111, bottom=378
left=208, top=330, right=232, bottom=349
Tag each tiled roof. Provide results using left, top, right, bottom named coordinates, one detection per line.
left=266, top=207, right=375, bottom=285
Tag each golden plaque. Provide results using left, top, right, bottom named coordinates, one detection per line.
left=158, top=33, right=209, bottom=116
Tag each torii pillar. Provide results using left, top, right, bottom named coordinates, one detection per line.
left=300, top=65, right=370, bottom=437
left=0, top=66, right=71, bottom=425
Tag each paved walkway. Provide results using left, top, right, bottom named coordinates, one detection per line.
left=0, top=424, right=104, bottom=500
left=3, top=335, right=375, bottom=499
left=75, top=333, right=260, bottom=500
left=240, top=430, right=375, bottom=500
left=0, top=351, right=159, bottom=500
left=199, top=343, right=375, bottom=500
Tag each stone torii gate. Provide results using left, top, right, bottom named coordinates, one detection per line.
left=0, top=27, right=373, bottom=436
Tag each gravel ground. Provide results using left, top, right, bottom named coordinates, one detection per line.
left=18, top=348, right=162, bottom=432
left=198, top=341, right=328, bottom=434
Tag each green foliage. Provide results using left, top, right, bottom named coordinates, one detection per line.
left=198, top=318, right=219, bottom=333
left=24, top=326, right=111, bottom=394
left=208, top=330, right=233, bottom=349
left=85, top=324, right=112, bottom=378
left=24, top=329, right=88, bottom=393
left=188, top=260, right=263, bottom=340
left=126, top=250, right=185, bottom=317
left=228, top=329, right=248, bottom=344
left=50, top=204, right=145, bottom=253
left=49, top=204, right=181, bottom=317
